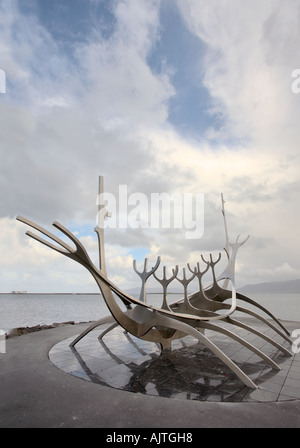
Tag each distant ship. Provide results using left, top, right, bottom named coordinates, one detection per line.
left=11, top=291, right=27, bottom=294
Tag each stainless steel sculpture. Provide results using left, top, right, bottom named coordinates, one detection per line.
left=17, top=176, right=293, bottom=389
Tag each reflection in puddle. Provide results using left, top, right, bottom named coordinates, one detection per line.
left=49, top=322, right=299, bottom=403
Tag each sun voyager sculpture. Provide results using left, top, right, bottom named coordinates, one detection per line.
left=17, top=176, right=293, bottom=389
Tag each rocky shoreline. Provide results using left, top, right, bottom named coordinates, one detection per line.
left=5, top=317, right=116, bottom=338
left=6, top=321, right=90, bottom=338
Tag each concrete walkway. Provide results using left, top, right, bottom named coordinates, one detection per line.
left=0, top=323, right=300, bottom=428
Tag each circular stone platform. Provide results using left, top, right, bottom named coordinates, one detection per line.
left=49, top=318, right=300, bottom=403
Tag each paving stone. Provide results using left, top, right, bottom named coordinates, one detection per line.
left=49, top=321, right=300, bottom=403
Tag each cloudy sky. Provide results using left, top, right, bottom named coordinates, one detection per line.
left=1, top=0, right=300, bottom=293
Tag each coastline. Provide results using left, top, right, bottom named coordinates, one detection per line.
left=5, top=320, right=90, bottom=338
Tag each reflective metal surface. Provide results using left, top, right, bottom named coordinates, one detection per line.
left=49, top=319, right=300, bottom=403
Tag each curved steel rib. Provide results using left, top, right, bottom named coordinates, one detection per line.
left=153, top=265, right=179, bottom=311
left=133, top=257, right=161, bottom=302
left=205, top=279, right=291, bottom=337
left=197, top=249, right=291, bottom=337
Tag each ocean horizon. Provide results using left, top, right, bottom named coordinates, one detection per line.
left=1, top=291, right=300, bottom=334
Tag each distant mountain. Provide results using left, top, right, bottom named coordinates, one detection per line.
left=239, top=279, right=300, bottom=294
left=125, top=279, right=300, bottom=297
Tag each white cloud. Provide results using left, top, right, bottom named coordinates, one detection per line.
left=0, top=0, right=175, bottom=222
left=0, top=0, right=300, bottom=293
left=176, top=0, right=300, bottom=150
left=75, top=2, right=174, bottom=134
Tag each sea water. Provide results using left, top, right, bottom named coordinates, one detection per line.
left=0, top=292, right=300, bottom=333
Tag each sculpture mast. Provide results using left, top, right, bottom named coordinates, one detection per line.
left=219, top=193, right=249, bottom=290
left=221, top=193, right=230, bottom=290
left=221, top=193, right=229, bottom=257
left=94, top=175, right=107, bottom=274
